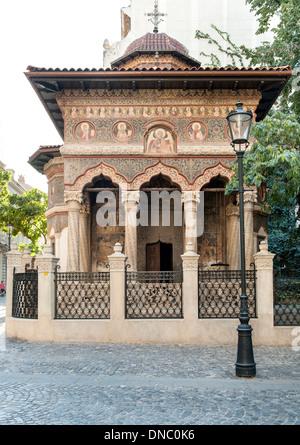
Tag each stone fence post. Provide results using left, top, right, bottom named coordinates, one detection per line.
left=35, top=244, right=59, bottom=322
left=108, top=243, right=127, bottom=322
left=5, top=242, right=22, bottom=318
left=181, top=241, right=199, bottom=321
left=254, top=240, right=275, bottom=332
left=20, top=247, right=32, bottom=273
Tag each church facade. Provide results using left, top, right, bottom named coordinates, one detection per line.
left=4, top=3, right=295, bottom=345
left=27, top=30, right=290, bottom=274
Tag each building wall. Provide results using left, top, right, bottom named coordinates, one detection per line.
left=44, top=87, right=262, bottom=271
left=103, top=0, right=275, bottom=68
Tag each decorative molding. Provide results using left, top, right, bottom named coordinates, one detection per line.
left=254, top=257, right=275, bottom=270
left=182, top=259, right=199, bottom=270
left=109, top=261, right=126, bottom=270
left=193, top=161, right=234, bottom=189
left=66, top=160, right=128, bottom=191
left=64, top=191, right=83, bottom=204
left=35, top=259, right=59, bottom=273
left=226, top=202, right=239, bottom=217
left=130, top=160, right=190, bottom=190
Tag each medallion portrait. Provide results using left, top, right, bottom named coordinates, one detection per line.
left=186, top=121, right=207, bottom=143
left=145, top=127, right=176, bottom=154
left=112, top=121, right=133, bottom=143
left=75, top=121, right=96, bottom=142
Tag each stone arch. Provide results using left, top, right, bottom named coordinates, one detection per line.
left=130, top=160, right=190, bottom=191
left=66, top=160, right=129, bottom=192
left=193, top=162, right=234, bottom=190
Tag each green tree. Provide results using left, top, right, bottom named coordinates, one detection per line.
left=195, top=2, right=300, bottom=270
left=0, top=169, right=47, bottom=253
left=226, top=112, right=300, bottom=271
left=227, top=111, right=300, bottom=206
left=242, top=0, right=300, bottom=115
left=195, top=0, right=300, bottom=113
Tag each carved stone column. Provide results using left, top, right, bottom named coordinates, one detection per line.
left=226, top=202, right=240, bottom=270
left=79, top=193, right=91, bottom=272
left=65, top=191, right=82, bottom=272
left=244, top=190, right=257, bottom=269
left=108, top=242, right=127, bottom=321
left=123, top=191, right=138, bottom=271
left=254, top=240, right=275, bottom=327
left=183, top=191, right=201, bottom=254
left=181, top=241, right=199, bottom=322
left=35, top=244, right=60, bottom=322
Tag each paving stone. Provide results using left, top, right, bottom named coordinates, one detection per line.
left=0, top=296, right=299, bottom=425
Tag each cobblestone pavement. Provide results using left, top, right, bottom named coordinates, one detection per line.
left=0, top=296, right=299, bottom=425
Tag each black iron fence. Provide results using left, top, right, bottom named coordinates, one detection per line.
left=198, top=268, right=256, bottom=318
left=126, top=270, right=183, bottom=319
left=274, top=273, right=300, bottom=326
left=55, top=271, right=110, bottom=319
left=12, top=269, right=38, bottom=319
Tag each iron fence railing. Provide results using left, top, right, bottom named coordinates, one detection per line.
left=126, top=270, right=183, bottom=319
left=55, top=271, right=110, bottom=319
left=198, top=268, right=256, bottom=318
left=12, top=269, right=38, bottom=319
left=274, top=274, right=300, bottom=326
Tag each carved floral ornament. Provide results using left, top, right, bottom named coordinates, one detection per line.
left=65, top=160, right=234, bottom=193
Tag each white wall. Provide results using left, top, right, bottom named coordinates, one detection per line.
left=103, top=0, right=274, bottom=68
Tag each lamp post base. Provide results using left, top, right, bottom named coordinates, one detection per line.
left=235, top=323, right=256, bottom=377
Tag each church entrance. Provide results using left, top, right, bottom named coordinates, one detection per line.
left=146, top=241, right=173, bottom=271
left=137, top=174, right=183, bottom=272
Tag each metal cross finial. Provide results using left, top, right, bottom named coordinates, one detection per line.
left=145, top=0, right=167, bottom=33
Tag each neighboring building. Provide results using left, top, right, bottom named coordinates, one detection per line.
left=26, top=0, right=291, bottom=274
left=0, top=161, right=32, bottom=285
left=103, top=0, right=275, bottom=69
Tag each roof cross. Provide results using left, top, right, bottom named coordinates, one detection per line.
left=145, top=0, right=167, bottom=33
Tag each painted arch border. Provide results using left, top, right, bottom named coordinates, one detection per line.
left=65, top=159, right=234, bottom=192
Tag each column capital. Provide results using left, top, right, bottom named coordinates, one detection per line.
left=226, top=202, right=239, bottom=217
left=64, top=191, right=83, bottom=205
left=244, top=190, right=257, bottom=205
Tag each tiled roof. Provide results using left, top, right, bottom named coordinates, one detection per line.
left=124, top=33, right=190, bottom=56
left=26, top=65, right=291, bottom=73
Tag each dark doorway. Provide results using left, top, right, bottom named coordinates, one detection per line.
left=146, top=241, right=173, bottom=271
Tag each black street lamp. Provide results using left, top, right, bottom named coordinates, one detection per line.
left=6, top=223, right=13, bottom=251
left=227, top=100, right=256, bottom=378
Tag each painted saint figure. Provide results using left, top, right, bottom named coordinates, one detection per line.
left=146, top=128, right=175, bottom=153
left=113, top=122, right=133, bottom=142
left=187, top=122, right=206, bottom=142
left=77, top=122, right=96, bottom=141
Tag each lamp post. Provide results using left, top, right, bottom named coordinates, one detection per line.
left=227, top=100, right=256, bottom=378
left=7, top=223, right=13, bottom=251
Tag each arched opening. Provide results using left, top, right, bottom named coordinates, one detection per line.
left=83, top=174, right=124, bottom=271
left=198, top=176, right=230, bottom=269
left=138, top=174, right=183, bottom=271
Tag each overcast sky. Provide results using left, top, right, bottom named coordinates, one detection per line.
left=0, top=0, right=128, bottom=192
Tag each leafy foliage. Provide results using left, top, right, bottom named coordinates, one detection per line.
left=195, top=0, right=300, bottom=113
left=243, top=0, right=300, bottom=115
left=195, top=1, right=300, bottom=270
left=0, top=169, right=47, bottom=253
left=227, top=112, right=300, bottom=205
